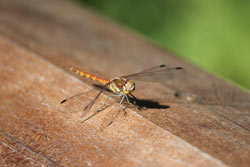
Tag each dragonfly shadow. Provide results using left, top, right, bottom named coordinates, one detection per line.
left=133, top=98, right=170, bottom=110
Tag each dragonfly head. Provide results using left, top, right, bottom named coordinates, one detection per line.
left=123, top=80, right=135, bottom=94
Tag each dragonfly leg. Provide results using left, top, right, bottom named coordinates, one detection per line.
left=127, top=93, right=137, bottom=105
left=125, top=95, right=136, bottom=105
left=118, top=95, right=127, bottom=116
left=118, top=95, right=126, bottom=107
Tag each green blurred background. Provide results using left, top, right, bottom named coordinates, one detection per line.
left=77, top=0, right=250, bottom=90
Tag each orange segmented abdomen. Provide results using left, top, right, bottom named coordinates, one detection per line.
left=70, top=67, right=110, bottom=85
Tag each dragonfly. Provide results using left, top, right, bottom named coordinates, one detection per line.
left=60, top=65, right=185, bottom=118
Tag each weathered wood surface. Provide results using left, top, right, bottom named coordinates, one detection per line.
left=0, top=0, right=250, bottom=166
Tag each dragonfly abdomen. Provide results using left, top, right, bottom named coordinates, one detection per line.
left=70, top=67, right=110, bottom=84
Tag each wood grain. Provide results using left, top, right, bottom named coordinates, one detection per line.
left=0, top=0, right=249, bottom=166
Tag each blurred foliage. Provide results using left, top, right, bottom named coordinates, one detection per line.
left=77, top=0, right=250, bottom=90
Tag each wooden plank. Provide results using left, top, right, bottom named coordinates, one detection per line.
left=0, top=0, right=249, bottom=166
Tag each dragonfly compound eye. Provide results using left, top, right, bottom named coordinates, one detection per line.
left=125, top=80, right=135, bottom=92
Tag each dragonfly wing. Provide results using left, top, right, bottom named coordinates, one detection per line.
left=121, top=65, right=186, bottom=82
left=57, top=89, right=98, bottom=114
left=58, top=83, right=110, bottom=115
left=84, top=83, right=110, bottom=111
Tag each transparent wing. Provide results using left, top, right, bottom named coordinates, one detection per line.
left=121, top=64, right=185, bottom=82
left=84, top=83, right=110, bottom=111
left=57, top=89, right=100, bottom=115
left=57, top=86, right=111, bottom=120
left=56, top=88, right=117, bottom=124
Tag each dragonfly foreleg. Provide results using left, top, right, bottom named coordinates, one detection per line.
left=125, top=94, right=135, bottom=106
left=128, top=93, right=137, bottom=105
left=103, top=94, right=129, bottom=116
left=118, top=95, right=128, bottom=116
left=119, top=95, right=126, bottom=107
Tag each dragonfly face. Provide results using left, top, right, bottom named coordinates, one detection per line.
left=123, top=80, right=135, bottom=95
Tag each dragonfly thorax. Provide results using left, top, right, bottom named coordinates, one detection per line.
left=108, top=78, right=135, bottom=95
